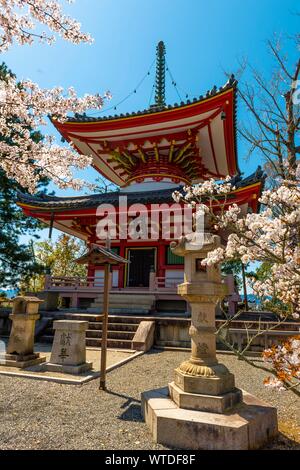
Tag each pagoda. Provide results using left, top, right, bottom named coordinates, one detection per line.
left=18, top=42, right=263, bottom=313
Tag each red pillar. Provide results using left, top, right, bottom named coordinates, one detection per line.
left=157, top=242, right=166, bottom=278
left=119, top=240, right=126, bottom=288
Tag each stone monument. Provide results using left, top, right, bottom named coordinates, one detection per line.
left=43, top=320, right=92, bottom=374
left=1, top=296, right=46, bottom=368
left=141, top=232, right=278, bottom=450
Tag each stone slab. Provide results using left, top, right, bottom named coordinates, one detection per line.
left=132, top=321, right=155, bottom=352
left=0, top=353, right=46, bottom=369
left=53, top=320, right=89, bottom=332
left=141, top=387, right=278, bottom=450
left=141, top=387, right=177, bottom=434
left=168, top=381, right=242, bottom=413
left=42, top=361, right=93, bottom=374
left=174, top=368, right=235, bottom=395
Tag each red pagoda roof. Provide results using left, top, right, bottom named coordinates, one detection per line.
left=52, top=76, right=239, bottom=187
left=17, top=169, right=264, bottom=241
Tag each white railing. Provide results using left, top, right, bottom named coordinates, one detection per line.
left=153, top=276, right=183, bottom=290
left=45, top=273, right=183, bottom=292
left=45, top=275, right=105, bottom=290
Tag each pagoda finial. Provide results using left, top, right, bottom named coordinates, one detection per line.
left=154, top=41, right=166, bottom=108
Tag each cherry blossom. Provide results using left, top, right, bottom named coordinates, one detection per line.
left=0, top=0, right=93, bottom=51
left=0, top=1, right=111, bottom=192
left=0, top=72, right=110, bottom=192
left=263, top=337, right=300, bottom=391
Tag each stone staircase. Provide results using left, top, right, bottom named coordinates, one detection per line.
left=39, top=313, right=141, bottom=350
left=87, top=293, right=156, bottom=315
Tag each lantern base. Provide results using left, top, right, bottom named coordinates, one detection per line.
left=141, top=386, right=278, bottom=450
left=169, top=381, right=242, bottom=413
left=0, top=353, right=46, bottom=369
left=174, top=366, right=235, bottom=395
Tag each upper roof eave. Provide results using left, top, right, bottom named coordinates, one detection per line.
left=17, top=168, right=265, bottom=213
left=51, top=75, right=238, bottom=125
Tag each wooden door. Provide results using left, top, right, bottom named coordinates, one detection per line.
left=127, top=249, right=155, bottom=287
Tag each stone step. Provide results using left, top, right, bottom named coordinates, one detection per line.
left=39, top=333, right=135, bottom=349
left=38, top=314, right=144, bottom=349
left=86, top=338, right=133, bottom=349
left=39, top=335, right=53, bottom=344
left=156, top=340, right=191, bottom=349
left=107, top=316, right=143, bottom=324
left=63, top=313, right=103, bottom=322
left=44, top=329, right=54, bottom=336
left=154, top=345, right=191, bottom=352
left=88, top=322, right=138, bottom=332
left=108, top=322, right=139, bottom=332
left=86, top=329, right=135, bottom=340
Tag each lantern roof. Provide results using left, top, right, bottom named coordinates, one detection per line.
left=76, top=243, right=129, bottom=265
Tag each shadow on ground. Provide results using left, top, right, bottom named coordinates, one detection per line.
left=265, top=432, right=300, bottom=450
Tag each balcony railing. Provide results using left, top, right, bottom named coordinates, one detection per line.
left=45, top=275, right=105, bottom=290
left=44, top=274, right=182, bottom=292
left=153, top=276, right=184, bottom=290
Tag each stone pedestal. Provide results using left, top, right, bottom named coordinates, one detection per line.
left=43, top=320, right=92, bottom=374
left=0, top=296, right=46, bottom=368
left=141, top=387, right=278, bottom=450
left=142, top=232, right=278, bottom=449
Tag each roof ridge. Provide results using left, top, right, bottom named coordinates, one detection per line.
left=68, top=76, right=238, bottom=123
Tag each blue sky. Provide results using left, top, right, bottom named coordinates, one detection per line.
left=2, top=0, right=299, bottom=242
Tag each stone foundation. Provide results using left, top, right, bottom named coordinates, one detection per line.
left=168, top=382, right=242, bottom=413
left=141, top=386, right=278, bottom=450
left=0, top=353, right=46, bottom=368
left=42, top=361, right=92, bottom=374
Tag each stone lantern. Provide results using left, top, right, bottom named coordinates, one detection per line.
left=141, top=231, right=278, bottom=450
left=1, top=296, right=46, bottom=368
left=169, top=232, right=239, bottom=401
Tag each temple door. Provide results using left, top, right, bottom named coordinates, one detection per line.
left=127, top=248, right=155, bottom=287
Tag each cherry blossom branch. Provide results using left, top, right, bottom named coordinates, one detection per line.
left=0, top=0, right=93, bottom=51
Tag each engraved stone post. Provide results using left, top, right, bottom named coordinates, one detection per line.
left=43, top=320, right=92, bottom=374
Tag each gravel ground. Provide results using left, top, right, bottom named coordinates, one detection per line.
left=0, top=349, right=299, bottom=450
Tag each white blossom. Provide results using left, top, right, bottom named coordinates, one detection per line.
left=0, top=1, right=111, bottom=192
left=0, top=0, right=93, bottom=51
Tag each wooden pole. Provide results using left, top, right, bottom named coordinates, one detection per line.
left=99, top=263, right=111, bottom=390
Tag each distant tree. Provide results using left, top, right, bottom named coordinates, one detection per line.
left=237, top=35, right=300, bottom=181
left=92, top=175, right=119, bottom=194
left=21, top=234, right=87, bottom=292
